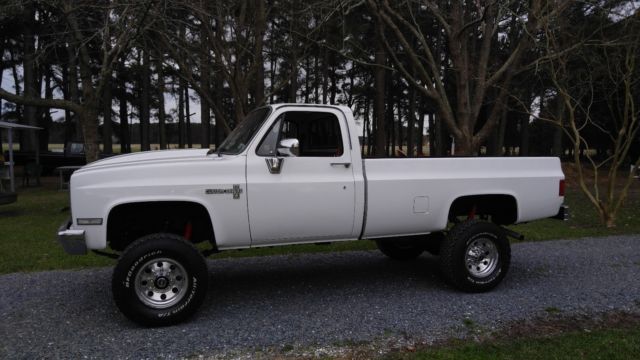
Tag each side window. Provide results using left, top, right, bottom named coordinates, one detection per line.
left=256, top=116, right=283, bottom=156
left=256, top=111, right=344, bottom=157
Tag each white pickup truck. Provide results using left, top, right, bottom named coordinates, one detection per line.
left=58, top=104, right=567, bottom=326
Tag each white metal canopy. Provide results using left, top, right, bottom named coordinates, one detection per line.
left=0, top=121, right=42, bottom=193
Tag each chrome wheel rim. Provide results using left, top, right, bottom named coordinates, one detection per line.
left=464, top=237, right=499, bottom=278
left=134, top=257, right=189, bottom=309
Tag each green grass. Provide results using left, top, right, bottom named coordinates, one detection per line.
left=387, top=326, right=640, bottom=360
left=0, top=184, right=114, bottom=273
left=508, top=185, right=640, bottom=241
left=0, top=176, right=638, bottom=274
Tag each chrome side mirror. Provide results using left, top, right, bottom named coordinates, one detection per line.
left=277, top=138, right=299, bottom=157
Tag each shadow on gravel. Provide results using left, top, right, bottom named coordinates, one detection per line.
left=35, top=253, right=451, bottom=330
left=196, top=253, right=448, bottom=320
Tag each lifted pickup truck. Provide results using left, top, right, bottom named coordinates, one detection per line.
left=58, top=104, right=567, bottom=326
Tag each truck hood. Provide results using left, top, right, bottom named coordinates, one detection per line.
left=77, top=149, right=212, bottom=172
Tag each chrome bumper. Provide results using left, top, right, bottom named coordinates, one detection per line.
left=552, top=205, right=570, bottom=221
left=57, top=219, right=87, bottom=255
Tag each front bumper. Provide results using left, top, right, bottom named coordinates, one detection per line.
left=57, top=219, right=87, bottom=255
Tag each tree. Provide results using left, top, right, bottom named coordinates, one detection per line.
left=539, top=4, right=639, bottom=227
left=366, top=0, right=570, bottom=155
left=0, top=1, right=153, bottom=162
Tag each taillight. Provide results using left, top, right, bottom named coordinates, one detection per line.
left=559, top=179, right=566, bottom=196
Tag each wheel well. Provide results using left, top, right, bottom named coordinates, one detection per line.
left=448, top=195, right=518, bottom=225
left=107, top=201, right=215, bottom=251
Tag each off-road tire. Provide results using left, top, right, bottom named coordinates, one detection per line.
left=439, top=220, right=510, bottom=292
left=112, top=233, right=208, bottom=326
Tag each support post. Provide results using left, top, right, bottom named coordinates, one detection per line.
left=8, top=128, right=15, bottom=192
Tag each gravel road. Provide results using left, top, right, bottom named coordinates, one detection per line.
left=1, top=235, right=640, bottom=359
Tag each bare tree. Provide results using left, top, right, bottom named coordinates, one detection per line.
left=0, top=1, right=153, bottom=162
left=366, top=0, right=570, bottom=155
left=540, top=9, right=639, bottom=227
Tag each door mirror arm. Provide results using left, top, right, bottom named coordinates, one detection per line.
left=265, top=157, right=284, bottom=174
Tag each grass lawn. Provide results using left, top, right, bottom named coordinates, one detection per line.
left=388, top=325, right=640, bottom=360
left=0, top=171, right=639, bottom=274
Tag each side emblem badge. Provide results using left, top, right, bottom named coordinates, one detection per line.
left=205, top=184, right=243, bottom=199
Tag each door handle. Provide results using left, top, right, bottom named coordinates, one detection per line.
left=330, top=162, right=351, bottom=168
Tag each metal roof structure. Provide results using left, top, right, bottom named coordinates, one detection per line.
left=0, top=121, right=42, bottom=196
left=0, top=121, right=43, bottom=130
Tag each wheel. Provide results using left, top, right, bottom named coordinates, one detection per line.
left=439, top=220, right=510, bottom=292
left=376, top=237, right=424, bottom=260
left=112, top=233, right=208, bottom=326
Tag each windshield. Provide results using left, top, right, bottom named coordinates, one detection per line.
left=216, top=107, right=271, bottom=155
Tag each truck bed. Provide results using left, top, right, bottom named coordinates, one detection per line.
left=362, top=157, right=564, bottom=238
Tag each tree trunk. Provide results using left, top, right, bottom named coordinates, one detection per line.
left=304, top=56, right=310, bottom=103
left=329, top=64, right=337, bottom=104
left=61, top=65, right=73, bottom=146
left=40, top=69, right=53, bottom=152
left=496, top=107, right=508, bottom=156
left=253, top=0, right=266, bottom=106
left=289, top=52, right=298, bottom=102
left=79, top=108, right=100, bottom=162
left=417, top=110, right=425, bottom=156
left=140, top=48, right=151, bottom=151
left=520, top=94, right=534, bottom=156
left=66, top=46, right=81, bottom=142
left=22, top=3, right=38, bottom=152
left=407, top=70, right=416, bottom=157
left=397, top=95, right=403, bottom=155
left=552, top=99, right=564, bottom=157
left=386, top=72, right=395, bottom=156
left=214, top=72, right=224, bottom=147
left=200, top=22, right=211, bottom=148
left=178, top=77, right=185, bottom=149
left=103, top=70, right=113, bottom=154
left=321, top=47, right=329, bottom=104
left=374, top=26, right=386, bottom=157
left=119, top=90, right=129, bottom=153
left=118, top=58, right=130, bottom=153
left=270, top=38, right=277, bottom=103
left=434, top=113, right=444, bottom=156
left=185, top=86, right=192, bottom=148
left=156, top=55, right=167, bottom=150
left=363, top=99, right=370, bottom=155
left=314, top=52, right=320, bottom=103
left=176, top=20, right=186, bottom=149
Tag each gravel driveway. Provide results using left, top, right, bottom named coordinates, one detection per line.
left=1, top=235, right=640, bottom=359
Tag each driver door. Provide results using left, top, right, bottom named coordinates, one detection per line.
left=246, top=108, right=356, bottom=245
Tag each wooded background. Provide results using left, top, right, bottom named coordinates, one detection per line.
left=0, top=0, right=638, bottom=163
